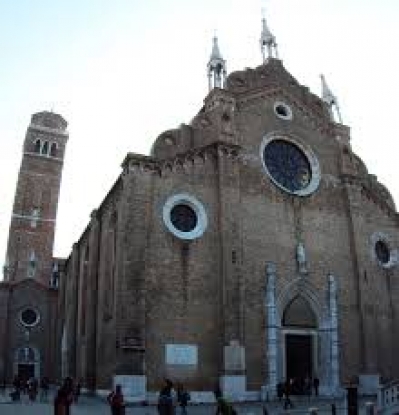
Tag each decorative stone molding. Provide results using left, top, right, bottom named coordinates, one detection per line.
left=341, top=173, right=398, bottom=217
left=122, top=142, right=241, bottom=178
left=328, top=274, right=340, bottom=395
left=264, top=262, right=278, bottom=398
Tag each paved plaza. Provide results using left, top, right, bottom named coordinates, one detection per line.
left=0, top=392, right=376, bottom=415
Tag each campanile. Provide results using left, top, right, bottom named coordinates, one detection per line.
left=4, top=111, right=68, bottom=285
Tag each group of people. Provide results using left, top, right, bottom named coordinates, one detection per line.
left=10, top=375, right=50, bottom=402
left=157, top=378, right=191, bottom=415
left=7, top=373, right=327, bottom=414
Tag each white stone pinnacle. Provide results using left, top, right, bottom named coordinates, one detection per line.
left=320, top=74, right=343, bottom=123
left=207, top=36, right=227, bottom=91
left=260, top=14, right=278, bottom=62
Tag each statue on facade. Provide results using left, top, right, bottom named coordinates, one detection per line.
left=296, top=242, right=307, bottom=274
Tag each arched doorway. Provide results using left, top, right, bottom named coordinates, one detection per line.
left=282, top=296, right=317, bottom=394
left=14, top=346, right=40, bottom=380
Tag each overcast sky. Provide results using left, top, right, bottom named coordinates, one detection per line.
left=1, top=0, right=399, bottom=266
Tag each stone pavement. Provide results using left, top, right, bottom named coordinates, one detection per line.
left=0, top=392, right=375, bottom=415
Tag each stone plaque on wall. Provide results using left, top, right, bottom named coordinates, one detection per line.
left=224, top=341, right=245, bottom=371
left=166, top=344, right=198, bottom=365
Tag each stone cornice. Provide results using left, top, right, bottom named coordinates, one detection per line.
left=0, top=278, right=56, bottom=293
left=342, top=173, right=398, bottom=218
left=28, top=124, right=69, bottom=139
left=23, top=151, right=64, bottom=163
left=122, top=142, right=242, bottom=176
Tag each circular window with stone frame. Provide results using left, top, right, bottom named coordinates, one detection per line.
left=163, top=193, right=208, bottom=240
left=260, top=133, right=321, bottom=196
left=19, top=307, right=40, bottom=328
left=274, top=101, right=293, bottom=121
left=371, top=232, right=397, bottom=269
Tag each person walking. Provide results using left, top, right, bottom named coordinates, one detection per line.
left=283, top=379, right=294, bottom=410
left=214, top=387, right=236, bottom=415
left=107, top=384, right=125, bottom=415
left=276, top=382, right=284, bottom=402
left=313, top=377, right=320, bottom=397
left=74, top=380, right=81, bottom=403
left=10, top=376, right=21, bottom=402
left=28, top=377, right=38, bottom=402
left=40, top=376, right=50, bottom=402
left=54, top=377, right=74, bottom=415
left=177, top=383, right=190, bottom=415
left=158, top=379, right=174, bottom=415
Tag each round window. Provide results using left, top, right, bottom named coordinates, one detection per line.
left=20, top=308, right=40, bottom=327
left=163, top=194, right=208, bottom=240
left=170, top=204, right=198, bottom=232
left=260, top=135, right=320, bottom=196
left=375, top=240, right=390, bottom=265
left=274, top=101, right=293, bottom=121
left=370, top=232, right=397, bottom=269
left=263, top=140, right=311, bottom=192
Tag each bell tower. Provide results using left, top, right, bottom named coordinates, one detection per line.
left=4, top=111, right=68, bottom=285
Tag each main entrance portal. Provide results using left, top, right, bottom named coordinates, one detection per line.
left=14, top=347, right=40, bottom=380
left=285, top=334, right=313, bottom=382
left=18, top=363, right=35, bottom=379
left=282, top=295, right=317, bottom=394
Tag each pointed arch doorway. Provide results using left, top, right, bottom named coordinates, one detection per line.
left=282, top=296, right=317, bottom=394
left=14, top=347, right=40, bottom=380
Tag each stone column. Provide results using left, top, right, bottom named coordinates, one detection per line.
left=265, top=262, right=278, bottom=398
left=328, top=274, right=340, bottom=394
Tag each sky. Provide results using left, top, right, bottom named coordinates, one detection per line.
left=1, top=0, right=399, bottom=266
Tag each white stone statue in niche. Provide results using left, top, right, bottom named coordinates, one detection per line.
left=27, top=251, right=37, bottom=278
left=296, top=242, right=307, bottom=274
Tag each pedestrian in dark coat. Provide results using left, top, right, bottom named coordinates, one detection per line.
left=54, top=377, right=74, bottom=415
left=107, top=384, right=125, bottom=415
left=158, top=379, right=174, bottom=415
left=177, top=383, right=190, bottom=415
left=276, top=382, right=284, bottom=401
left=74, top=380, right=82, bottom=402
left=313, top=377, right=320, bottom=396
left=40, top=377, right=50, bottom=401
left=283, top=380, right=294, bottom=410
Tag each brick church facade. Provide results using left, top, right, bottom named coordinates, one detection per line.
left=2, top=19, right=399, bottom=400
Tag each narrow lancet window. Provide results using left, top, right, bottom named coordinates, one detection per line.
left=41, top=141, right=49, bottom=155
left=50, top=142, right=57, bottom=157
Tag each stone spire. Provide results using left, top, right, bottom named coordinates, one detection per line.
left=207, top=36, right=227, bottom=91
left=321, top=74, right=343, bottom=123
left=260, top=12, right=278, bottom=62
